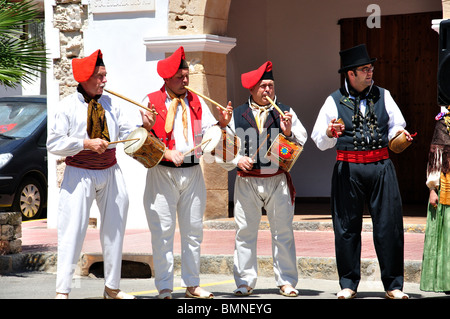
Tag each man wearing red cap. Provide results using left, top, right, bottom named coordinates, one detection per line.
left=312, top=44, right=412, bottom=299
left=47, top=49, right=154, bottom=299
left=141, top=46, right=232, bottom=299
left=226, top=61, right=307, bottom=297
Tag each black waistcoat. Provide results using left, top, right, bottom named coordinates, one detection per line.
left=331, top=86, right=389, bottom=151
left=233, top=100, right=290, bottom=171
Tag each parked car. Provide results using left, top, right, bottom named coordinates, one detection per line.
left=0, top=95, right=47, bottom=220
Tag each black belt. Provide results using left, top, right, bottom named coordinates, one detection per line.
left=158, top=155, right=199, bottom=168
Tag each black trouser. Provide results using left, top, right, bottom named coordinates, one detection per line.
left=331, top=159, right=405, bottom=292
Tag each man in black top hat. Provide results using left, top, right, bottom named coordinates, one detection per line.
left=311, top=44, right=413, bottom=299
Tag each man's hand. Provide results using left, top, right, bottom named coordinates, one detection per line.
left=164, top=149, right=184, bottom=167
left=237, top=156, right=253, bottom=172
left=401, top=130, right=414, bottom=142
left=218, top=101, right=233, bottom=128
left=84, top=138, right=109, bottom=154
left=326, top=118, right=345, bottom=138
left=280, top=111, right=293, bottom=137
left=141, top=104, right=156, bottom=131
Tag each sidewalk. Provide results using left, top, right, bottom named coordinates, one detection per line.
left=11, top=210, right=428, bottom=283
left=19, top=214, right=426, bottom=257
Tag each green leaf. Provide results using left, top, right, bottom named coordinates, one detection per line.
left=0, top=0, right=48, bottom=88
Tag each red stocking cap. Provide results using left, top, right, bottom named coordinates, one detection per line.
left=157, top=46, right=187, bottom=79
left=241, top=61, right=273, bottom=89
left=72, top=49, right=103, bottom=83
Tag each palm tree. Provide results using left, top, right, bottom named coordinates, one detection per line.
left=0, top=0, right=48, bottom=88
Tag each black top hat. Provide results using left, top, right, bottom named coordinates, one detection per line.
left=338, top=44, right=376, bottom=73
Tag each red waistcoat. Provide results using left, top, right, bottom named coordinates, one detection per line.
left=147, top=85, right=203, bottom=158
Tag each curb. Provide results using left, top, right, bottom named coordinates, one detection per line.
left=204, top=219, right=426, bottom=233
left=1, top=219, right=425, bottom=282
left=0, top=252, right=423, bottom=284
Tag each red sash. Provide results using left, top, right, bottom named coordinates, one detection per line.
left=336, top=147, right=389, bottom=163
left=65, top=148, right=117, bottom=170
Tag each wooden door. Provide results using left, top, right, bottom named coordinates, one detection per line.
left=339, top=11, right=441, bottom=204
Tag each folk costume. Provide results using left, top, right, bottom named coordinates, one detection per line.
left=47, top=50, right=141, bottom=297
left=311, top=44, right=407, bottom=295
left=227, top=61, right=307, bottom=294
left=420, top=107, right=450, bottom=293
left=142, top=47, right=218, bottom=296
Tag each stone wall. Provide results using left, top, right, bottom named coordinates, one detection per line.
left=168, top=0, right=230, bottom=35
left=187, top=51, right=231, bottom=219
left=52, top=0, right=87, bottom=98
left=51, top=0, right=87, bottom=194
left=0, top=212, right=22, bottom=255
left=443, top=0, right=450, bottom=18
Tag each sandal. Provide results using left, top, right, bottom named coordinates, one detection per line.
left=104, top=287, right=136, bottom=299
left=233, top=286, right=254, bottom=296
left=158, top=289, right=172, bottom=299
left=185, top=287, right=214, bottom=299
left=337, top=288, right=356, bottom=299
left=385, top=290, right=409, bottom=299
left=279, top=285, right=298, bottom=297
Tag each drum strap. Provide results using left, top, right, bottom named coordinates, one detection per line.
left=159, top=156, right=198, bottom=168
left=237, top=169, right=296, bottom=205
left=65, top=148, right=117, bottom=170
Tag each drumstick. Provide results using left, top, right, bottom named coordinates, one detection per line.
left=108, top=138, right=140, bottom=145
left=184, top=86, right=232, bottom=114
left=265, top=96, right=286, bottom=118
left=251, top=134, right=270, bottom=161
left=104, top=88, right=158, bottom=115
left=182, top=138, right=212, bottom=157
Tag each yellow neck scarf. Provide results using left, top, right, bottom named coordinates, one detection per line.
left=165, top=87, right=188, bottom=142
left=251, top=100, right=271, bottom=134
left=79, top=85, right=110, bottom=141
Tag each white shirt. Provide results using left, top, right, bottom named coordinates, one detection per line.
left=311, top=84, right=406, bottom=151
left=143, top=92, right=218, bottom=154
left=47, top=91, right=142, bottom=157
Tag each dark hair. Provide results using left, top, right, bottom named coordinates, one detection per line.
left=343, top=69, right=357, bottom=80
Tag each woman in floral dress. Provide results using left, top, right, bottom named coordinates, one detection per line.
left=420, top=108, right=450, bottom=294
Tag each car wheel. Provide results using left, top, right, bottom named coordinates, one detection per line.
left=13, top=177, right=45, bottom=220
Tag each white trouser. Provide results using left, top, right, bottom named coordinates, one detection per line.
left=143, top=164, right=206, bottom=292
left=55, top=164, right=129, bottom=294
left=233, top=173, right=298, bottom=288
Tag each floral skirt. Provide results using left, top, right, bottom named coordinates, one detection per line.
left=420, top=200, right=450, bottom=292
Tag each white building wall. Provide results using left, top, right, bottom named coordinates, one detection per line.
left=46, top=0, right=170, bottom=229
left=83, top=0, right=169, bottom=229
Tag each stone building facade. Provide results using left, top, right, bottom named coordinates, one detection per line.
left=443, top=0, right=450, bottom=17
left=0, top=212, right=21, bottom=255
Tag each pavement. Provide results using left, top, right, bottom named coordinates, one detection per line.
left=1, top=203, right=449, bottom=305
